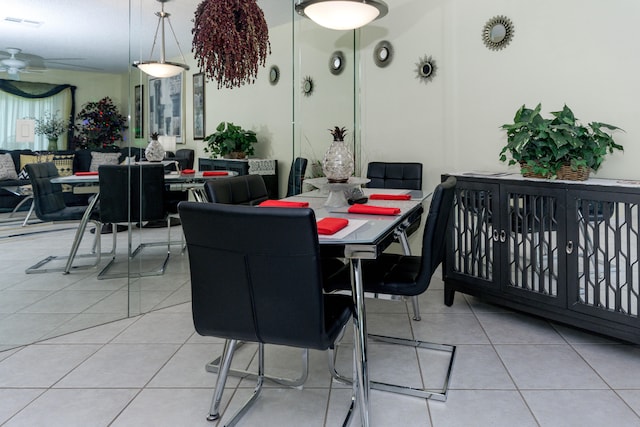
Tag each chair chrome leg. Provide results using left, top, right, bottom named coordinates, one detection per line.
left=206, top=342, right=309, bottom=387
left=208, top=339, right=238, bottom=421
left=328, top=334, right=456, bottom=402
left=25, top=218, right=104, bottom=274
left=397, top=229, right=422, bottom=321
left=212, top=341, right=265, bottom=426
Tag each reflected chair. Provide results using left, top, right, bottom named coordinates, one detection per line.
left=286, top=157, right=308, bottom=197
left=175, top=148, right=195, bottom=170
left=97, top=164, right=172, bottom=279
left=324, top=176, right=457, bottom=401
left=178, top=201, right=355, bottom=425
left=366, top=161, right=424, bottom=319
left=25, top=162, right=104, bottom=274
left=204, top=174, right=269, bottom=206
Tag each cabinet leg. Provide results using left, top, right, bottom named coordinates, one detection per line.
left=444, top=288, right=455, bottom=306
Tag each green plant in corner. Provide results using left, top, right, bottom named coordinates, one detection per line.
left=204, top=122, right=257, bottom=159
left=499, top=104, right=623, bottom=179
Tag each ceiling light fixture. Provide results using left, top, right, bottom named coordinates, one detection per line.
left=133, top=0, right=189, bottom=78
left=295, top=0, right=388, bottom=31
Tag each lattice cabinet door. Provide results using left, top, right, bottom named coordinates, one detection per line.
left=567, top=189, right=640, bottom=327
left=446, top=179, right=500, bottom=293
left=500, top=184, right=568, bottom=307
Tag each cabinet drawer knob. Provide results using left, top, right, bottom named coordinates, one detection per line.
left=566, top=241, right=574, bottom=254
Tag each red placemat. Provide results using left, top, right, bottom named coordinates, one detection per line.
left=317, top=217, right=349, bottom=235
left=74, top=171, right=99, bottom=176
left=369, top=193, right=411, bottom=200
left=202, top=171, right=229, bottom=176
left=258, top=200, right=309, bottom=208
left=347, top=204, right=400, bottom=216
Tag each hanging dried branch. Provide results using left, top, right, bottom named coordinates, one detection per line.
left=192, top=0, right=271, bottom=89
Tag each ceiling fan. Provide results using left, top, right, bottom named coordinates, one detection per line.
left=0, top=47, right=99, bottom=80
left=0, top=48, right=46, bottom=80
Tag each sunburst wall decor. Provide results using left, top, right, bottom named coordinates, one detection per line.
left=415, top=55, right=437, bottom=84
left=482, top=15, right=514, bottom=51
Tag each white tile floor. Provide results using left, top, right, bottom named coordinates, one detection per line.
left=2, top=217, right=640, bottom=426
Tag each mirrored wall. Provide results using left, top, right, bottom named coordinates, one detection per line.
left=0, top=0, right=357, bottom=351
left=292, top=10, right=359, bottom=179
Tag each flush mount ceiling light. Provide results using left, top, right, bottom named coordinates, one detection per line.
left=295, top=0, right=388, bottom=31
left=133, top=0, right=189, bottom=78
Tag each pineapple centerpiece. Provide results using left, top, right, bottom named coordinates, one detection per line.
left=322, top=126, right=354, bottom=183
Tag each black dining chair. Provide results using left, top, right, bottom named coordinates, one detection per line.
left=366, top=161, right=425, bottom=319
left=25, top=162, right=105, bottom=274
left=178, top=201, right=355, bottom=426
left=324, top=176, right=457, bottom=401
left=286, top=157, right=308, bottom=197
left=97, top=164, right=174, bottom=279
left=204, top=174, right=269, bottom=206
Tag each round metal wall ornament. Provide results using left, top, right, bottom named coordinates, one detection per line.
left=329, top=51, right=345, bottom=75
left=302, top=76, right=314, bottom=96
left=269, top=65, right=280, bottom=85
left=482, top=15, right=514, bottom=51
left=373, top=40, right=393, bottom=68
left=415, top=55, right=437, bottom=84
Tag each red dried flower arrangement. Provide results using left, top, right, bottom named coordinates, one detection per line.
left=192, top=0, right=271, bottom=89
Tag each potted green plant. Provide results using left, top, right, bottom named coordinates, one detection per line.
left=499, top=104, right=623, bottom=180
left=204, top=122, right=257, bottom=159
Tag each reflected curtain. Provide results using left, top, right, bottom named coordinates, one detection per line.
left=0, top=79, right=76, bottom=151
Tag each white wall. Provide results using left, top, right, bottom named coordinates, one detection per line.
left=359, top=0, right=640, bottom=192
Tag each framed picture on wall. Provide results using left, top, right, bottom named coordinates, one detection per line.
left=193, top=73, right=205, bottom=140
left=134, top=85, right=143, bottom=139
left=149, top=74, right=183, bottom=143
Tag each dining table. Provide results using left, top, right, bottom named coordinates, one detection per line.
left=50, top=168, right=237, bottom=274
left=285, top=187, right=428, bottom=427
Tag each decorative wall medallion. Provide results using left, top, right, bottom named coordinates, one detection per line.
left=373, top=40, right=393, bottom=68
left=415, top=55, right=437, bottom=84
left=269, top=65, right=280, bottom=85
left=329, top=51, right=345, bottom=75
left=482, top=15, right=514, bottom=51
left=302, top=76, right=314, bottom=96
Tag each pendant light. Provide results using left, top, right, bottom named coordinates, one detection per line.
left=133, top=0, right=189, bottom=78
left=295, top=0, right=388, bottom=31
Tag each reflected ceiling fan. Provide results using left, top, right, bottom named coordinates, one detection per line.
left=0, top=47, right=98, bottom=80
left=0, top=48, right=46, bottom=80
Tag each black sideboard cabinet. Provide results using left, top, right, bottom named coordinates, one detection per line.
left=198, top=158, right=278, bottom=199
left=444, top=172, right=640, bottom=344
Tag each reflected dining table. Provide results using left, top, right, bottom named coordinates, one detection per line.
left=50, top=169, right=237, bottom=274
left=285, top=187, right=428, bottom=427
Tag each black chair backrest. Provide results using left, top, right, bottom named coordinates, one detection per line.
left=179, top=201, right=338, bottom=350
left=175, top=149, right=195, bottom=170
left=366, top=162, right=423, bottom=190
left=98, top=164, right=166, bottom=223
left=417, top=176, right=456, bottom=287
left=26, top=162, right=66, bottom=217
left=204, top=174, right=269, bottom=206
left=286, top=157, right=308, bottom=197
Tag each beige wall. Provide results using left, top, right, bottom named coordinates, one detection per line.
left=359, top=0, right=640, bottom=192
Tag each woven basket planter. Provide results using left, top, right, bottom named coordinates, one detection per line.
left=520, top=162, right=552, bottom=179
left=556, top=164, right=590, bottom=181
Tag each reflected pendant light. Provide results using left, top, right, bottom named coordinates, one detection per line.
left=133, top=0, right=189, bottom=78
left=295, top=0, right=388, bottom=30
